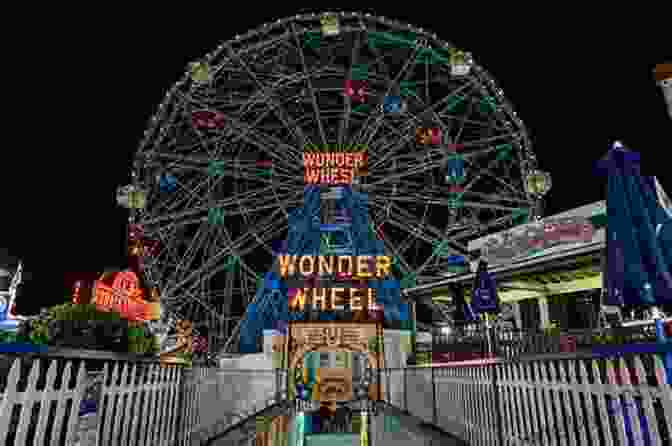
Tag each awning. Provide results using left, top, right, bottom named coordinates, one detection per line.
left=403, top=240, right=604, bottom=299
left=495, top=262, right=602, bottom=303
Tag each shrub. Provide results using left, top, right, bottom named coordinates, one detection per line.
left=12, top=303, right=128, bottom=351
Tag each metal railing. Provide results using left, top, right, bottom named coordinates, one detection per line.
left=432, top=324, right=664, bottom=362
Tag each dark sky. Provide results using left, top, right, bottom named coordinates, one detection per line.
left=4, top=7, right=669, bottom=314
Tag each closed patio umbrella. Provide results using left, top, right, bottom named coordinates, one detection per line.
left=596, top=142, right=672, bottom=305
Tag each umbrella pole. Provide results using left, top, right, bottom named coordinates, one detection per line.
left=484, top=313, right=493, bottom=358
left=654, top=311, right=672, bottom=383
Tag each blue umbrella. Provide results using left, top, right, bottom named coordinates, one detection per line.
left=470, top=260, right=500, bottom=314
left=596, top=142, right=672, bottom=305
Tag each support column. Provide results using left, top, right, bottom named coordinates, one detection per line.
left=512, top=302, right=522, bottom=330
left=538, top=296, right=550, bottom=329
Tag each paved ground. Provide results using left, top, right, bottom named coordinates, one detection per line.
left=373, top=402, right=467, bottom=445
left=206, top=401, right=468, bottom=445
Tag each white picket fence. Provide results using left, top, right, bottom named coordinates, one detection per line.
left=0, top=357, right=286, bottom=446
left=0, top=357, right=188, bottom=446
left=385, top=352, right=672, bottom=445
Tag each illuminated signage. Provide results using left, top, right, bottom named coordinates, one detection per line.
left=481, top=217, right=595, bottom=263
left=278, top=255, right=390, bottom=313
left=277, top=255, right=391, bottom=278
left=289, top=287, right=375, bottom=311
left=303, top=149, right=367, bottom=185
left=286, top=322, right=385, bottom=401
left=93, top=271, right=160, bottom=321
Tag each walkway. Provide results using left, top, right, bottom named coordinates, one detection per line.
left=375, top=402, right=467, bottom=445
left=206, top=401, right=467, bottom=445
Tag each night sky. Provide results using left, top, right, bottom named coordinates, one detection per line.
left=4, top=8, right=669, bottom=315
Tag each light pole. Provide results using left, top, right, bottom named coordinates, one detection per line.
left=654, top=63, right=672, bottom=120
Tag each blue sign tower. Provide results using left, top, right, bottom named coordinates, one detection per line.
left=239, top=186, right=407, bottom=352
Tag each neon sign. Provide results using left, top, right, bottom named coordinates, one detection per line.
left=278, top=255, right=390, bottom=313
left=289, top=287, right=375, bottom=311
left=277, top=255, right=391, bottom=278
left=93, top=271, right=160, bottom=321
left=481, top=217, right=595, bottom=263
left=303, top=150, right=367, bottom=185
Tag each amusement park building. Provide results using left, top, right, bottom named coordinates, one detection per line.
left=403, top=201, right=607, bottom=332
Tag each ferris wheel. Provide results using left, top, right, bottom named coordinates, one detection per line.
left=126, top=12, right=542, bottom=346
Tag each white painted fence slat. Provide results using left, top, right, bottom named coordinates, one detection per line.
left=154, top=366, right=166, bottom=445
left=526, top=363, right=541, bottom=445
left=13, top=359, right=41, bottom=444
left=606, top=359, right=629, bottom=446
left=65, top=362, right=87, bottom=446
left=470, top=368, right=479, bottom=444
left=120, top=364, right=137, bottom=445
left=497, top=365, right=511, bottom=445
left=100, top=363, right=117, bottom=444
left=165, top=367, right=178, bottom=445
left=53, top=362, right=76, bottom=445
left=540, top=362, right=559, bottom=446
left=33, top=360, right=58, bottom=446
left=527, top=363, right=541, bottom=445
left=653, top=354, right=672, bottom=442
left=591, top=359, right=615, bottom=446
left=633, top=356, right=662, bottom=446
left=135, top=365, right=151, bottom=445
left=111, top=363, right=129, bottom=445
left=512, top=363, right=526, bottom=444
left=578, top=360, right=601, bottom=446
left=549, top=362, right=569, bottom=446
left=145, top=364, right=159, bottom=445
left=567, top=360, right=589, bottom=446
left=517, top=363, right=534, bottom=443
left=0, top=359, right=20, bottom=444
left=518, top=363, right=531, bottom=445
left=619, top=357, right=644, bottom=446
left=479, top=367, right=487, bottom=446
left=557, top=361, right=577, bottom=446
left=162, top=367, right=174, bottom=445
left=532, top=362, right=551, bottom=446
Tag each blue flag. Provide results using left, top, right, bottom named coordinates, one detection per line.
left=471, top=260, right=500, bottom=314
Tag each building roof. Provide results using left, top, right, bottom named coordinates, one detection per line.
left=402, top=200, right=608, bottom=301
left=467, top=200, right=605, bottom=254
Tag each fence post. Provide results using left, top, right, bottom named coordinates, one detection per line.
left=386, top=369, right=391, bottom=404
left=404, top=367, right=408, bottom=412
left=431, top=366, right=438, bottom=425
left=491, top=364, right=505, bottom=446
left=275, top=368, right=281, bottom=403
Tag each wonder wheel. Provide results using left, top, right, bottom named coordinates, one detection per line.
left=127, top=12, right=540, bottom=348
